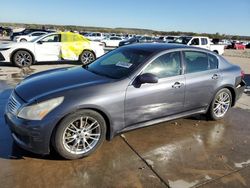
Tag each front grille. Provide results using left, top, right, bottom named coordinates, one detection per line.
left=8, top=94, right=21, bottom=115
left=0, top=52, right=5, bottom=61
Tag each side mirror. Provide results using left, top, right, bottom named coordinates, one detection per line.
left=37, top=40, right=43, bottom=44
left=138, top=73, right=158, bottom=84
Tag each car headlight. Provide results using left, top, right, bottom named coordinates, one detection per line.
left=17, top=97, right=64, bottom=120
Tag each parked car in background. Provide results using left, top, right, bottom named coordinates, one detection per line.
left=165, top=36, right=178, bottom=43
left=124, top=34, right=135, bottom=39
left=138, top=36, right=155, bottom=43
left=85, top=32, right=104, bottom=41
left=172, top=36, right=224, bottom=55
left=5, top=43, right=245, bottom=159
left=13, top=31, right=48, bottom=42
left=156, top=36, right=178, bottom=43
left=0, top=27, right=13, bottom=36
left=119, top=37, right=139, bottom=46
left=246, top=43, right=250, bottom=49
left=10, top=28, right=49, bottom=40
left=156, top=36, right=168, bottom=43
left=232, top=42, right=246, bottom=50
left=101, top=36, right=124, bottom=47
left=0, top=32, right=104, bottom=67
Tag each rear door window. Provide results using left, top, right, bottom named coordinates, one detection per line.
left=208, top=54, right=219, bottom=69
left=201, top=38, right=208, bottom=45
left=184, top=51, right=209, bottom=73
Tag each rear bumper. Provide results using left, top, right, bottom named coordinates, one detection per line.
left=235, top=80, right=246, bottom=101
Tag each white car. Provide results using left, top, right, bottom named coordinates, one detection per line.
left=13, top=31, right=48, bottom=42
left=85, top=32, right=104, bottom=41
left=0, top=32, right=105, bottom=67
left=174, top=36, right=225, bottom=55
left=101, top=37, right=124, bottom=47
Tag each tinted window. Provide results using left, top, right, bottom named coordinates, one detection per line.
left=32, top=32, right=45, bottom=36
left=174, top=36, right=192, bottom=44
left=110, top=37, right=121, bottom=40
left=184, top=51, right=209, bottom=73
left=190, top=38, right=199, bottom=45
left=40, top=34, right=60, bottom=42
left=201, top=38, right=208, bottom=45
left=208, top=54, right=218, bottom=69
left=143, top=52, right=181, bottom=78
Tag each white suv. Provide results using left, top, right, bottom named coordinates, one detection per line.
left=13, top=31, right=48, bottom=42
left=85, top=32, right=104, bottom=41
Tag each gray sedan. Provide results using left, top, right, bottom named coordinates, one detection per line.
left=5, top=44, right=246, bottom=159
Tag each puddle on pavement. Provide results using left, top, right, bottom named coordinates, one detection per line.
left=0, top=67, right=35, bottom=88
left=234, top=159, right=250, bottom=168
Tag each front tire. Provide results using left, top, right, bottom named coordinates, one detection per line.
left=53, top=110, right=106, bottom=159
left=12, top=50, right=34, bottom=67
left=79, top=50, right=96, bottom=65
left=207, top=88, right=232, bottom=120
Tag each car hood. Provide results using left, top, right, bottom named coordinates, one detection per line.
left=15, top=66, right=112, bottom=102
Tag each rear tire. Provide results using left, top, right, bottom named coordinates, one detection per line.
left=52, top=110, right=106, bottom=159
left=20, top=38, right=27, bottom=42
left=207, top=88, right=232, bottom=120
left=79, top=50, right=96, bottom=65
left=12, top=50, right=34, bottom=67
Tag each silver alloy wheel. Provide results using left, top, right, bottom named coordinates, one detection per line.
left=213, top=91, right=231, bottom=118
left=14, top=51, right=32, bottom=67
left=81, top=51, right=95, bottom=65
left=62, top=116, right=101, bottom=155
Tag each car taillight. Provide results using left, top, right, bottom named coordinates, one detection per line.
left=241, top=70, right=245, bottom=79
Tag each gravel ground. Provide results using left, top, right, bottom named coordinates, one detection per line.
left=224, top=49, right=250, bottom=59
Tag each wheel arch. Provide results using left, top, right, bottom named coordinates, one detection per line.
left=10, top=48, right=36, bottom=63
left=79, top=49, right=96, bottom=60
left=209, top=85, right=236, bottom=108
left=50, top=106, right=113, bottom=151
left=213, top=50, right=219, bottom=54
left=224, top=86, right=236, bottom=106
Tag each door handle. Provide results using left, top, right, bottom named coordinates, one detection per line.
left=212, top=74, right=219, bottom=80
left=172, top=82, right=183, bottom=88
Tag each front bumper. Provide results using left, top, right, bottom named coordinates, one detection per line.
left=5, top=111, right=58, bottom=155
left=0, top=49, right=12, bottom=62
left=0, top=52, right=5, bottom=61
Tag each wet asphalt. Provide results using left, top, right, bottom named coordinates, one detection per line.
left=0, top=58, right=250, bottom=188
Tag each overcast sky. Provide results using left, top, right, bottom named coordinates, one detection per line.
left=1, top=0, right=250, bottom=36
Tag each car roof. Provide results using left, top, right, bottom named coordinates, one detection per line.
left=121, top=43, right=218, bottom=56
left=122, top=43, right=191, bottom=53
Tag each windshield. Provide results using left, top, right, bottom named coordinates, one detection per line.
left=30, top=34, right=46, bottom=42
left=23, top=29, right=32, bottom=34
left=86, top=48, right=153, bottom=79
left=174, top=36, right=192, bottom=44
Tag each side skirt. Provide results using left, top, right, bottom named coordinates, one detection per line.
left=117, top=108, right=207, bottom=134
